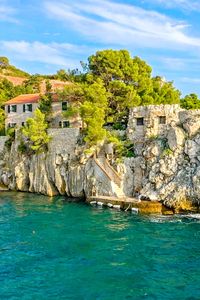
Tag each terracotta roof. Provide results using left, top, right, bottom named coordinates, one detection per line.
left=4, top=93, right=59, bottom=105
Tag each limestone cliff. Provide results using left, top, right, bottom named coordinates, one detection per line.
left=1, top=106, right=200, bottom=213
left=0, top=128, right=122, bottom=199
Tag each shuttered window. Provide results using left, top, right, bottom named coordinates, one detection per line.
left=11, top=105, right=17, bottom=112
left=27, top=104, right=32, bottom=112
left=62, top=102, right=68, bottom=111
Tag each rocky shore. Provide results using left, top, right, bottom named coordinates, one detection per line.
left=1, top=105, right=200, bottom=214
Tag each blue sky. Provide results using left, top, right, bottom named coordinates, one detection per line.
left=1, top=0, right=200, bottom=96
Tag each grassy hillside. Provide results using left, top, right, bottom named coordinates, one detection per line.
left=0, top=56, right=30, bottom=78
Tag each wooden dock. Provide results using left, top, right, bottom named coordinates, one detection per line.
left=86, top=196, right=173, bottom=214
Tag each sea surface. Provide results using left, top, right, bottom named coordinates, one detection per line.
left=0, top=192, right=200, bottom=300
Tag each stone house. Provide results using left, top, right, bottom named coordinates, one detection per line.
left=127, top=104, right=183, bottom=142
left=4, top=93, right=82, bottom=129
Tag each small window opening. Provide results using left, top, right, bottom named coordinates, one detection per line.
left=11, top=105, right=17, bottom=112
left=62, top=102, right=68, bottom=111
left=27, top=104, right=32, bottom=112
left=8, top=123, right=16, bottom=128
left=63, top=121, right=70, bottom=128
left=159, top=116, right=166, bottom=124
left=136, top=117, right=144, bottom=126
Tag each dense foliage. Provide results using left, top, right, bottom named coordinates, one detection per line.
left=22, top=109, right=50, bottom=153
left=57, top=50, right=182, bottom=145
left=1, top=51, right=200, bottom=148
left=180, top=93, right=200, bottom=110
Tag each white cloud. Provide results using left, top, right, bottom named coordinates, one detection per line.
left=0, top=3, right=18, bottom=23
left=0, top=40, right=93, bottom=68
left=44, top=0, right=200, bottom=50
left=146, top=0, right=200, bottom=11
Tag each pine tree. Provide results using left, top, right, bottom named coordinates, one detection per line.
left=22, top=109, right=51, bottom=152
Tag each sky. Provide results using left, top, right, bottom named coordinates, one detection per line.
left=1, top=0, right=200, bottom=96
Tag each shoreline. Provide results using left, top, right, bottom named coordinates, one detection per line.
left=1, top=189, right=199, bottom=215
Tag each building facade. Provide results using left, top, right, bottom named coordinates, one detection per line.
left=4, top=93, right=82, bottom=129
left=127, top=104, right=184, bottom=142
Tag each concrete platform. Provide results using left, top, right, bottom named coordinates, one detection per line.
left=87, top=196, right=173, bottom=214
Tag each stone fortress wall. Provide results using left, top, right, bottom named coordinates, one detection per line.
left=127, top=104, right=183, bottom=142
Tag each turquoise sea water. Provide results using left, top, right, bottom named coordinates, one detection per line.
left=0, top=192, right=200, bottom=300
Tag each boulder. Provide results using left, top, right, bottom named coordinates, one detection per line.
left=184, top=140, right=200, bottom=159
left=167, top=126, right=185, bottom=151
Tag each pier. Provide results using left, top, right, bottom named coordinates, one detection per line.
left=86, top=196, right=173, bottom=214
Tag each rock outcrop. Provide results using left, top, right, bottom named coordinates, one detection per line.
left=1, top=105, right=200, bottom=213
left=0, top=128, right=124, bottom=199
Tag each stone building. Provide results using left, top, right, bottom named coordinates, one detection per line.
left=127, top=104, right=183, bottom=142
left=4, top=93, right=82, bottom=129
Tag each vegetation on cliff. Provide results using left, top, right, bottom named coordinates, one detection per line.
left=1, top=50, right=200, bottom=147
left=22, top=109, right=50, bottom=153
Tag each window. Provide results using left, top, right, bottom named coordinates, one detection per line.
left=63, top=121, right=70, bottom=128
left=59, top=121, right=70, bottom=128
left=23, top=103, right=32, bottom=112
left=136, top=117, right=144, bottom=126
left=62, top=102, right=68, bottom=111
left=9, top=105, right=17, bottom=113
left=27, top=104, right=32, bottom=112
left=8, top=123, right=16, bottom=128
left=159, top=116, right=166, bottom=124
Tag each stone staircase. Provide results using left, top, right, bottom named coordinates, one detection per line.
left=94, top=150, right=125, bottom=198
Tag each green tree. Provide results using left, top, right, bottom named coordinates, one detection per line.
left=22, top=109, right=50, bottom=152
left=80, top=79, right=109, bottom=145
left=151, top=76, right=180, bottom=105
left=38, top=93, right=53, bottom=120
left=181, top=93, right=200, bottom=109
left=56, top=69, right=69, bottom=81
left=0, top=57, right=9, bottom=67
left=87, top=50, right=154, bottom=124
left=45, top=79, right=52, bottom=93
left=0, top=107, right=5, bottom=134
left=23, top=75, right=41, bottom=92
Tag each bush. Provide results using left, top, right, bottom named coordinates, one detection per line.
left=5, top=127, right=15, bottom=149
left=162, top=148, right=173, bottom=157
left=18, top=141, right=28, bottom=154
left=22, top=109, right=51, bottom=153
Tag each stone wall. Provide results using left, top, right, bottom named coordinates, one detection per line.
left=48, top=128, right=80, bottom=156
left=127, top=104, right=183, bottom=142
left=0, top=137, right=8, bottom=154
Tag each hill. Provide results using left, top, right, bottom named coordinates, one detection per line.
left=0, top=56, right=30, bottom=78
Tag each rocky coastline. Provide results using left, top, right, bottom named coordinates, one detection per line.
left=1, top=105, right=200, bottom=214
